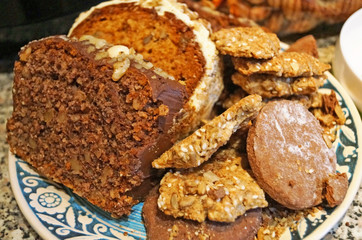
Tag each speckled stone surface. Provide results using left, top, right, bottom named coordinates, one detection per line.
left=0, top=73, right=40, bottom=240
left=0, top=39, right=361, bottom=240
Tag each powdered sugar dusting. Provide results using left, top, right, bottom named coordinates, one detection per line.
left=252, top=100, right=338, bottom=208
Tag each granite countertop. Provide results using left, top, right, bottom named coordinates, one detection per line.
left=0, top=35, right=361, bottom=240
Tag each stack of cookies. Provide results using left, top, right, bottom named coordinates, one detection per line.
left=212, top=26, right=330, bottom=99
left=212, top=27, right=345, bottom=140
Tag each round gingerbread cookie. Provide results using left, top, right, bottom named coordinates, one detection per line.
left=247, top=100, right=336, bottom=210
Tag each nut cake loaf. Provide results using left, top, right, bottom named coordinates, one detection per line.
left=7, top=36, right=188, bottom=217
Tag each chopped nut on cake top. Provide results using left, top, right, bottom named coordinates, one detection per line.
left=211, top=27, right=280, bottom=59
left=232, top=52, right=330, bottom=77
left=157, top=149, right=268, bottom=223
left=232, top=72, right=326, bottom=98
left=152, top=94, right=262, bottom=169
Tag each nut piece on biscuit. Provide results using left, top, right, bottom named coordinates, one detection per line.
left=232, top=72, right=326, bottom=98
left=211, top=27, right=280, bottom=59
left=233, top=52, right=330, bottom=77
left=152, top=94, right=262, bottom=169
left=324, top=172, right=349, bottom=208
left=157, top=149, right=268, bottom=223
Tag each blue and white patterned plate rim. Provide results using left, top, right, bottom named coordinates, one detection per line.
left=8, top=45, right=362, bottom=240
left=304, top=71, right=362, bottom=240
left=9, top=154, right=61, bottom=240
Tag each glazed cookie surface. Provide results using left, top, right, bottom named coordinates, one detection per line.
left=247, top=100, right=337, bottom=210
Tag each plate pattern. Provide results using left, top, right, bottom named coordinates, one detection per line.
left=9, top=78, right=360, bottom=240
left=13, top=158, right=146, bottom=240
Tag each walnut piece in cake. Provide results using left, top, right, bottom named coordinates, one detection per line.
left=152, top=94, right=262, bottom=169
left=157, top=149, right=268, bottom=223
left=232, top=52, right=330, bottom=77
left=211, top=27, right=280, bottom=59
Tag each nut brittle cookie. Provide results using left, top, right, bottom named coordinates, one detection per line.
left=232, top=72, right=325, bottom=98
left=211, top=27, right=280, bottom=59
left=143, top=186, right=263, bottom=240
left=152, top=94, right=262, bottom=169
left=233, top=52, right=330, bottom=77
left=157, top=149, right=268, bottom=223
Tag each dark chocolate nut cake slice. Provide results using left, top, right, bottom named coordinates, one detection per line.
left=143, top=186, right=263, bottom=240
left=7, top=35, right=188, bottom=217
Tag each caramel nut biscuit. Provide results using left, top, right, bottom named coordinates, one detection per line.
left=143, top=186, right=263, bottom=240
left=232, top=72, right=325, bottom=98
left=152, top=94, right=262, bottom=169
left=247, top=100, right=338, bottom=210
left=157, top=149, right=268, bottom=223
left=233, top=52, right=330, bottom=77
left=211, top=27, right=280, bottom=59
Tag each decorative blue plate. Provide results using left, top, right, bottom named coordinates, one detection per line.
left=8, top=68, right=362, bottom=239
